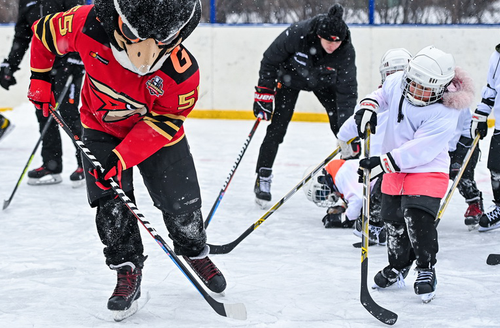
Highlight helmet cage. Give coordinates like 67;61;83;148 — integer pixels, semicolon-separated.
400;46;455;107
305;170;341;208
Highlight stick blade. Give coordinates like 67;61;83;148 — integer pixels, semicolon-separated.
224;302;247;320
361;292;398;325
3;199;10;210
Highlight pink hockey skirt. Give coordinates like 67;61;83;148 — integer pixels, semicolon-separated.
381;172;449;198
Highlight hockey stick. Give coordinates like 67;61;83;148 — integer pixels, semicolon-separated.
204;116;262;228
3;75;73;210
207;138;356;255
434;134;480;228
360;125;398;325
47;108;247;320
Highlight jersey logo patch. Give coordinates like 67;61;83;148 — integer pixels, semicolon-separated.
89;75;148;122
89;51;109;65
146;76;164;97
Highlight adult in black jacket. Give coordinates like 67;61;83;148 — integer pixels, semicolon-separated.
253;4;358;205
0;0;86;187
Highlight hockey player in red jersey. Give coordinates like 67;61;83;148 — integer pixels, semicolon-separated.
27;0;226;317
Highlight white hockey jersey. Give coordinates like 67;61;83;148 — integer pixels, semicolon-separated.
365;71;461;173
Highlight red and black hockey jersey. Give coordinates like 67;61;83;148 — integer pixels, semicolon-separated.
30;5;200;169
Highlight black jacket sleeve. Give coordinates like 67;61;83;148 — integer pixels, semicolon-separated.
334;39;358;127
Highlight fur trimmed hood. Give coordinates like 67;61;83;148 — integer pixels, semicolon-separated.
442;66;475;110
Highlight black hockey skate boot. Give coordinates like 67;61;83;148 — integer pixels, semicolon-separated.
108;262;142;311
0;116;13;141
254;167;273;207
373;264;412;289
464;194;483;228
414;267;437;301
353;218;386;245
27;165;62;185
69;166;85;188
478;205;500;232
183;247;226;293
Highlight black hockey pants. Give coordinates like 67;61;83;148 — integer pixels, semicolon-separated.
487;130;500;204
449;136;481;202
381;194;440;270
255;85;346;172
82;130;207;268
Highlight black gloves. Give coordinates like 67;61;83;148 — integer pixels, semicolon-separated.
253;86;275;121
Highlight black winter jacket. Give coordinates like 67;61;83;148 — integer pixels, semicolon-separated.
5;0;83;71
257;17;358;113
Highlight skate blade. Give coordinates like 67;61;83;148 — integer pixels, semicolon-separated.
255;197;270;210
467;224;479;231
71;179;86;189
478;223;500;232
112;300;138;322
421;292;435;303
27;174;62;186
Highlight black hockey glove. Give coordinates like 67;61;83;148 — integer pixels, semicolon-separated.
0;60;17;90
253;86;275;121
322;204;353;228
338;137;361;160
354;98;379;138
89;152;123;190
358;153;399;183
470;109;489;140
63;56;85;78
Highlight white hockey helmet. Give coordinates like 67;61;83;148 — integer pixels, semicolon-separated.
379;48;412;83
401;45;455;107
303;167;341;208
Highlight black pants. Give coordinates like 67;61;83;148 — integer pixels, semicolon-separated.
82;129;206;267
487;130;500;203
449;136;481;201
35;67;83;173
255;85;347;172
381;194;440;270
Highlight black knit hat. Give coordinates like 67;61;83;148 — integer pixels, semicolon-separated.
316;4;348;42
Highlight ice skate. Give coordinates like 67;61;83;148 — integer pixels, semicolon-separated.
0;116;14;142
69;166;85;188
372;264;412;289
414;267;436;303
183;246;226;293
353;218;386;246
254;167;272;209
464;194;483;230
27;166;62;185
478;205;500;232
108;262;142;321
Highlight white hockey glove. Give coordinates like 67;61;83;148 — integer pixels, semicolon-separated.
338;137;361;160
354;98;379;138
470;109;489;140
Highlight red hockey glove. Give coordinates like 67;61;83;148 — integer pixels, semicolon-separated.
27;78;55;117
470;109;489;140
89;152;123;190
354;98;379;138
253;86;275;121
357;153;399;183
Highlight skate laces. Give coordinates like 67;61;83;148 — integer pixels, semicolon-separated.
186;256;220;282
415;270;434;285
465;202;482;217
486;206;500;223
112;269;140;298
258;174;273;193
388;268;406;288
